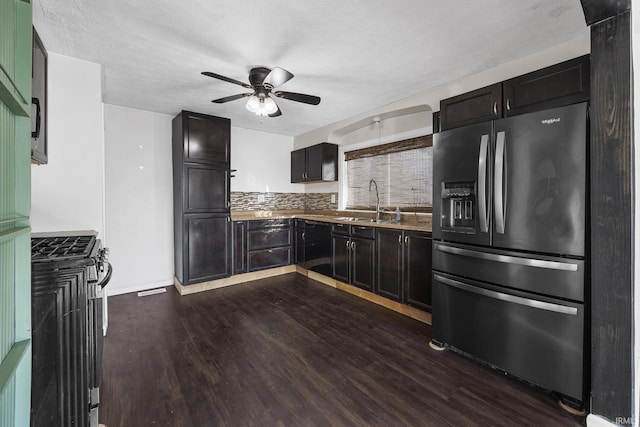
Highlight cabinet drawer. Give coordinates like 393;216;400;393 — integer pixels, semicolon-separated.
247;228;291;251
248;247;291;271
331;223;349;235
247;219;291;230
351;225;374;239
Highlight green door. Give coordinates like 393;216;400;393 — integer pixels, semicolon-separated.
0;1;32;426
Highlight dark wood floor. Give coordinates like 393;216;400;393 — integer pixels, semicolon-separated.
100;273;586;427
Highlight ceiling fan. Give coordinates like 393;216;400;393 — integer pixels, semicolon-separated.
201;67;321;117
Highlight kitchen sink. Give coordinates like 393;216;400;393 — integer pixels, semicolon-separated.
335;217;397;224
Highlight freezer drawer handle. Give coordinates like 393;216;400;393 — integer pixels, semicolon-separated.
433;273;578;315
494;131;507;234
478;134;489;233
434;243;579;272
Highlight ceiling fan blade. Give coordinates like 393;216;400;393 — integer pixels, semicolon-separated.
267;97;282;117
202;71;253;89
273;91;321;105
268;106;282;117
211;93;253;103
263;67;294;89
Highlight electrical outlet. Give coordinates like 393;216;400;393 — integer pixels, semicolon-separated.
257;194;265;203
331;194;336;203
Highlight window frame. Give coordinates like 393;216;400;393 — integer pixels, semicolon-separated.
339;133;433;214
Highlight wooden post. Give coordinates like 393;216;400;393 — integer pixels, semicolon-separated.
579;0;634;423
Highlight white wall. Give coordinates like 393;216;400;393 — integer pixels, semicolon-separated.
103;111;297;295
104;104;174;295
31;53;105;237
230;127;300;193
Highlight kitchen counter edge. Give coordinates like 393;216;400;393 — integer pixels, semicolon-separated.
230;210;432;233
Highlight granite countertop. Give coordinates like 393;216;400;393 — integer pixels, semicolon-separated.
230;210;432;232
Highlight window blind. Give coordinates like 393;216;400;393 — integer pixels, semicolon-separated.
345;135;433;212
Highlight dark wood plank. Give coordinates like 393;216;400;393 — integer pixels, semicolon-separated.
101;274;586;426
588;10;633;422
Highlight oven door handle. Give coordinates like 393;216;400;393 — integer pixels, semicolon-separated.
98;261;113;288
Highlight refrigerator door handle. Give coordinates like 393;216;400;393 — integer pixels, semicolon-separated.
478;134;489;233
433;273;578;315
494;131;506;234
434;243;579;271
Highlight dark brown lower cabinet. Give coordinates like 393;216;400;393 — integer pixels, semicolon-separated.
376;228;432;309
403;231;433;310
331;234;350;283
351;236;375;291
179;214;231;284
232;221;246;275
246;219;292;272
331;225;375;292
376;229;404;301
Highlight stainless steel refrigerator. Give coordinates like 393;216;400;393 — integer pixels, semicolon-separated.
431;102;588;408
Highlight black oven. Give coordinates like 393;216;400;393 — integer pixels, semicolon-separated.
31;231;112;427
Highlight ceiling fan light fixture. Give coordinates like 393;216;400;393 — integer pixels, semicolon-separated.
245;95;261;113
263;97;278;115
245;95;278;116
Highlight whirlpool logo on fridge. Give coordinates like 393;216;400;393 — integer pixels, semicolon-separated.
541;117;561;125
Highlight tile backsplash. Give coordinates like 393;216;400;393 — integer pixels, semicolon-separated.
231;192;338;211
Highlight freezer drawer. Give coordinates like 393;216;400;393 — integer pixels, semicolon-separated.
433;241;584;302
432;272;585;401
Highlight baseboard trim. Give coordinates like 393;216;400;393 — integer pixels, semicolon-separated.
297;267;432;325
174;265;297;295
173;265;432;325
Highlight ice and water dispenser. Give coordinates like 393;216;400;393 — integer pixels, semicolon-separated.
440;182;476;233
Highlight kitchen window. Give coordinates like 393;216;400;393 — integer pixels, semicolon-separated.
344;134;432;212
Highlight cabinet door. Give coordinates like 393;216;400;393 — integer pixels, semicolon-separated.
184;215;231;283
331;234;350;283
440;83;502;131
184;164;229;212
295;227;305;265
351;237;375;292
404;231;432;309
305;144;324;181
290;148;307;182
184;113;230;165
376;229;403;301
503;55;589;117
233;221;246;275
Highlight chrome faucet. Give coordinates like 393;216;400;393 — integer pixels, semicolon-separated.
369;179;380;222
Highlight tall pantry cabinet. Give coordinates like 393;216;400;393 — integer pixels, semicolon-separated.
172;111;232;285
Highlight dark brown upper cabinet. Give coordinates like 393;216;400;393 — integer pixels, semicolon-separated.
503;54;590;117
437;55;590;132
291;142;338;183
177;111;230;166
439;83;502;131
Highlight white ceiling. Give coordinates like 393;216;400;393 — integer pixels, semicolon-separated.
32;0;588;137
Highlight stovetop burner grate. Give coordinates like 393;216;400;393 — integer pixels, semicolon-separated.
31;235;96;262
